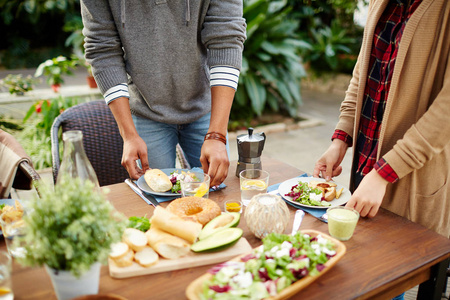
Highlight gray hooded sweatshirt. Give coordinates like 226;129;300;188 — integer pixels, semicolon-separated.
81;0;246;124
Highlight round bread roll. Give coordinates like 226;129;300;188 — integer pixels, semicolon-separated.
144;169;172;192
122;228;148;252
109;242;130;261
134;246;159;267
166;197;221;226
111;249;134;267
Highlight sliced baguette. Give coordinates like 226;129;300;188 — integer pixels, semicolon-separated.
109;242;129;261
134;246;159;267
145;226;190;259
123;228;148;252
151;206;202;243
111;249;134;267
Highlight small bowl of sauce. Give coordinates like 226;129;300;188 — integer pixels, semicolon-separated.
224;200;242;213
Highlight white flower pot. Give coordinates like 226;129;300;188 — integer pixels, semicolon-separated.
45;262;101;300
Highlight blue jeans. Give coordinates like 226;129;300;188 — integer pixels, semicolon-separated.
132;113;229;169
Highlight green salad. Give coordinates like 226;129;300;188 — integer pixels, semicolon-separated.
200;232;337;299
285;181;331;207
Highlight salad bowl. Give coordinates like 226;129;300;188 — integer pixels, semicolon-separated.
186;229;346;300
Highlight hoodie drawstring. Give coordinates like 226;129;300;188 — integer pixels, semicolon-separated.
185;0;190;26
121;0;126;28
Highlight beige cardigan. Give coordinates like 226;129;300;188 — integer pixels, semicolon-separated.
336;0;450;237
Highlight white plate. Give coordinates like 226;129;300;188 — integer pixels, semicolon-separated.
136;168;188;197
0;199;22;236
278;177;351;209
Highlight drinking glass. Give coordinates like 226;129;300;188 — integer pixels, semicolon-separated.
1;215;27;258
239;169;269;206
180;171;210;198
0;250;13;300
327;206;359;241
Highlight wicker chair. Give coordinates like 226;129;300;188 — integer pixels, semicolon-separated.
0;129;41;198
51;100;190;187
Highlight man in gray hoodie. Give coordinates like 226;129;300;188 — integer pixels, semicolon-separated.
81;0;246;186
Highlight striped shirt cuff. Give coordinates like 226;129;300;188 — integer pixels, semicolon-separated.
210;66;240;90
104;83;129;105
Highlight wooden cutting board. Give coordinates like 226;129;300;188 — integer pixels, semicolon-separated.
109;238;252;278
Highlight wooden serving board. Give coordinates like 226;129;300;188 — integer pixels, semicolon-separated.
109;238;252;279
186;230;347;300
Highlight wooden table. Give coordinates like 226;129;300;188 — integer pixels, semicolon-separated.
8;158;450;299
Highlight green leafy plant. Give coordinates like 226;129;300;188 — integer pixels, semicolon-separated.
18;174;126;277
34;56;78;89
0;74;40;95
18;96;80;169
234;0;310;120
302;19;356;72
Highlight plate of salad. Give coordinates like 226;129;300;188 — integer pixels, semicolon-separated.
136;168;190;196
278;177;351;209
186;229;346;300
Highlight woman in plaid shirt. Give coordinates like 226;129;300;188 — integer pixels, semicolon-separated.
314;0;450;239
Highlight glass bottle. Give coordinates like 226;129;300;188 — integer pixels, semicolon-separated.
57;130;100;188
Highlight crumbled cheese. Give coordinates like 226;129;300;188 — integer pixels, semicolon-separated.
280;241;293;250
275;247;290;258
232;271;253;288
310;192;323;202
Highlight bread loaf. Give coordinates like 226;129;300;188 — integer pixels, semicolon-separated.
151;206;202;243
144;169;172;192
145;226;190;259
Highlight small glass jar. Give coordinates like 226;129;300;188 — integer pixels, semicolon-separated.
245;193;290;239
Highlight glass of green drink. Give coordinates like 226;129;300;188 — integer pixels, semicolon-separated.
327;206;359;241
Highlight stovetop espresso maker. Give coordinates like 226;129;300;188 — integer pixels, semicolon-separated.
235;127;266;177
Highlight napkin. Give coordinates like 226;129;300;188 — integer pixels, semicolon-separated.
267;174;328;222
147;167;227;204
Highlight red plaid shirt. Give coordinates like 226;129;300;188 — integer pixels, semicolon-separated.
333;0;422;183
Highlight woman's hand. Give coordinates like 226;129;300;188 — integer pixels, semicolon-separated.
345;169;388;218
313;139;348;181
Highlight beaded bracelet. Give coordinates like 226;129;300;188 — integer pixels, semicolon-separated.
204;131;227;145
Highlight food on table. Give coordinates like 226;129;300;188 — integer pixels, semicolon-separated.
285;180;342;206
0;200;24;230
199;232;338;299
122;228;148;252
191;228;243;253
151;206;202;243
145;226;191;259
166;196;221;227
144;169;173;192
109;242;135;267
309;181;337;202
134;246;159;267
127;215;150;232
199;212;241;240
169;170;200;194
225;201;241;213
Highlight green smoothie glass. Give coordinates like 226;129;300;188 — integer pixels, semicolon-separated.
327;206;359;241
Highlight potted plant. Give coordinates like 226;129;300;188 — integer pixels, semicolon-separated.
17;174;126;300
0;74;40;95
34;56;78;93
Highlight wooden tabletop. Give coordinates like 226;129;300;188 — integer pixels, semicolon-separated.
8;158;450;300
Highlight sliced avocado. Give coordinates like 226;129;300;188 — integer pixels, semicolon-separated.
191;228;243;252
198;212;241;240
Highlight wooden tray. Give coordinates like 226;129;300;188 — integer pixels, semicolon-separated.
185;230;346;300
109;238;252;278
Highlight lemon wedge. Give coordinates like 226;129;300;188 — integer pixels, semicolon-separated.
194;183;209;197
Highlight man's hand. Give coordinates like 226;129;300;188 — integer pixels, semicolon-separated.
122;135;150;180
345;169;388;218
200;139;229;186
313;139;348;181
